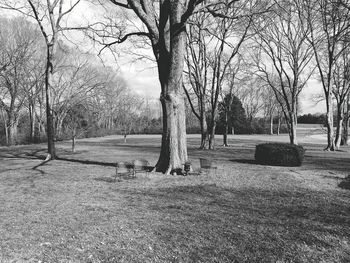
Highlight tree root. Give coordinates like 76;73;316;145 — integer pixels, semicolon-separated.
32;154;52;170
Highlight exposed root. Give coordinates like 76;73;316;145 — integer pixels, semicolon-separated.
44;154;51;162
32;154;52;170
324;146;335;152
165;166;172;176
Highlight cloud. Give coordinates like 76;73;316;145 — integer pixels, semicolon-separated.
121;65;160;98
300;79;326;114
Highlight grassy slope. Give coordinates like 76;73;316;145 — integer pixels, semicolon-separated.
0;134;349;263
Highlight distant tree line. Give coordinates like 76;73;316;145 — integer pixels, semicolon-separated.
297;114;327;124
0;17;163;147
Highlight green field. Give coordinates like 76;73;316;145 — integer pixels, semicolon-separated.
0;134;349;262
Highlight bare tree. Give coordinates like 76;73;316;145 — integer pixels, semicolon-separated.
116;92;144;142
239;76;265;125
87;69;128;130
261;84;280;135
341;91;350;145
64;103;88;152
0;18;39;145
23;53;45;143
90;0;253;173
219;56;244;146
183;10;211;149
183;0;264;150
253;0;315;144
333;46;350;149
303;0;350;150
50;49;105;139
1;0;82;158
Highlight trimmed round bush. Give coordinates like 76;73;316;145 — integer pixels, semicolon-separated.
255;143;305;167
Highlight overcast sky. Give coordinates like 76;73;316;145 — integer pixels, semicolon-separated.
1;0;326;115
74;2;326;115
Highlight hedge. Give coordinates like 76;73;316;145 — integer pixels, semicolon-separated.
255;143;305;167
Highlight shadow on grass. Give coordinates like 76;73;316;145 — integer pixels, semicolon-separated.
57;157;154;174
303;155;350;173
94;177;117;183
122;184;350;262
57;157;117;167
230;159;257;164
339;175;350;190
0;148;46;160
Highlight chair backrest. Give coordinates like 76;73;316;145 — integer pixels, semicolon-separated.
200;158;212;169
116;162;129;173
133;159;149;170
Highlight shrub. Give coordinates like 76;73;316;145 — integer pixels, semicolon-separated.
255;143;305;167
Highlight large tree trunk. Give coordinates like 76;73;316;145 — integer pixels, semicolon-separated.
325;94;335;151
155;91;187;174
153;1;188;174
7;120;18;146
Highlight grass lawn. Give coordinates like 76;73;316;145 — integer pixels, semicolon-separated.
0;134;350;262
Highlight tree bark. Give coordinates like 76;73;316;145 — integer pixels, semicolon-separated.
153;0;188;174
335;104;343;149
222;111;229;147
341;116;349;145
45;44;56;158
270;113;274;135
1;111;8;145
277;112;281;135
29;104;36;142
156;91;187;174
7;119;17;146
208;117;216;150
325;93;335;151
200;114;209;149
289;114;297;145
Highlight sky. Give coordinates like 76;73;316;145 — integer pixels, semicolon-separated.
73;2;327;116
300;80;325;114
0;0;327;116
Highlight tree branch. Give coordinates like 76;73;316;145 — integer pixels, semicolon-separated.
96;31;150;55
109;0;130;9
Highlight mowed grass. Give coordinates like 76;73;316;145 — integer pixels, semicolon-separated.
0;134;350;262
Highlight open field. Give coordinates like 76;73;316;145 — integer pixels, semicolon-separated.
0;132;350;262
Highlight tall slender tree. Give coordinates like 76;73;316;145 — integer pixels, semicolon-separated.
303;0;350;150
253;0;315;145
333;46;350;149
1;0;82;158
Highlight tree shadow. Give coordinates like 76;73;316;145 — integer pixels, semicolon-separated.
57;156;154;172
230;159;257;164
338;175;350;190
57;156;117;167
94;177;118;183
